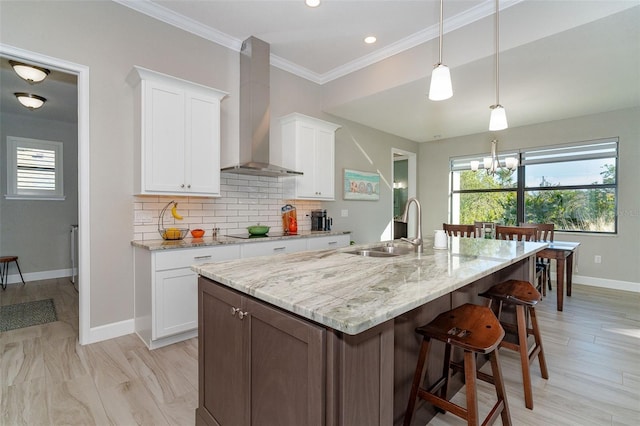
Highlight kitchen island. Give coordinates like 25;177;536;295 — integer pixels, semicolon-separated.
193;237;547;426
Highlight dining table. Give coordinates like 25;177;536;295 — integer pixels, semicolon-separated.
536;241;581;311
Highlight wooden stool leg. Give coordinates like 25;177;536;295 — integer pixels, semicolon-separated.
14;259;26;285
490;349;512;426
529;307;549;379
516;304;534;409
440;342;454;403
463;350;479;426
403;337;431;426
1;261;7;290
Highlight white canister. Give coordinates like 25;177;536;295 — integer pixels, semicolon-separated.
434;230;448;249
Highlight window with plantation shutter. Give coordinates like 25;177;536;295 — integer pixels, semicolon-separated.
6;136;65;200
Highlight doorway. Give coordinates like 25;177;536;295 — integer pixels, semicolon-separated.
0;44;91;344
392;149;416;239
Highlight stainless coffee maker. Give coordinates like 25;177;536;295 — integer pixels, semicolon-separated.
311;209;331;231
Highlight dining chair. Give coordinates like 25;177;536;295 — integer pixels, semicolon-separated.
520;223;555;292
495;225;537;241
443;223;476;238
496;226;545;294
474;221;496;239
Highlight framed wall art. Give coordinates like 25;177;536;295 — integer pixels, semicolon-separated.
343;169;380;201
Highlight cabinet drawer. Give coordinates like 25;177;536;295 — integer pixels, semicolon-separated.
155;245;240;271
241;239;307;258
306;234;350;250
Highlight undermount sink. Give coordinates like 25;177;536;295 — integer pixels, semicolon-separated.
345;243;415;258
346;249;398;258
371;245;414;255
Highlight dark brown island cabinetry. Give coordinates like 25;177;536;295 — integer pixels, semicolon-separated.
197;278;325;426
195;244;538;426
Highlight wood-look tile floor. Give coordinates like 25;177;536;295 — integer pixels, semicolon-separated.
1;278;638;425
0;278;198;426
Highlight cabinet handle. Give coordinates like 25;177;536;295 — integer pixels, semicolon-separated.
187;184;191;188
230;307;240;316
180;184;185;188
328;241;337;245
238;311;249;320
273;247;286;251
194;255;212;260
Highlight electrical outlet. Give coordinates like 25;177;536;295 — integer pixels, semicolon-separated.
341;209;348;217
594;255;602;264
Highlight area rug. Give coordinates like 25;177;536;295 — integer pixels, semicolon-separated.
0;299;57;332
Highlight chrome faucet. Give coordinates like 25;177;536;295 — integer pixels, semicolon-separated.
400;197;423;253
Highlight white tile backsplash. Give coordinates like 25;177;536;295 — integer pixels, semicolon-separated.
133;173;323;240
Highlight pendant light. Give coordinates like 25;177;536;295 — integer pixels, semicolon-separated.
428;0;452;101
9;60;50;84
489;0;508;130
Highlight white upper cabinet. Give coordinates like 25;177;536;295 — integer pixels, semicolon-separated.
128;66;228;196
279;113;341;200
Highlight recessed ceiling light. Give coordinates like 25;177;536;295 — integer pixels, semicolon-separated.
364;36;377;44
305;0;320;7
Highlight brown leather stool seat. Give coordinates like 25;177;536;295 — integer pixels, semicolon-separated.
0;255;26;290
403;303;511;426
480;279;549;409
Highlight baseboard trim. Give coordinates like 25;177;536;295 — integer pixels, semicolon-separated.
4;268;73;285
87;319;135;344
573;275;640;293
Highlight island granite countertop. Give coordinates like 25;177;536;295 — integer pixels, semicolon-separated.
132;230;350;251
193;237;548;335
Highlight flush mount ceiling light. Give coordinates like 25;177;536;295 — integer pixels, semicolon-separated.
428;0;453;101
9;60;50;84
14;93;47;110
489;0;508;131
364;36;377;44
470;139;517;175
305;0;320;7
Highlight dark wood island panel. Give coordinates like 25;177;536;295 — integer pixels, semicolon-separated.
196;253;535;426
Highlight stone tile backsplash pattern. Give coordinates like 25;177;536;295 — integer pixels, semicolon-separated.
133;173;322;240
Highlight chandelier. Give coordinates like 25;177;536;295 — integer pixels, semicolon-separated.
470;139;517;175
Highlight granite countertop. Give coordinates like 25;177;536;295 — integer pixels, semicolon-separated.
193;237;548;335
132;230;351;251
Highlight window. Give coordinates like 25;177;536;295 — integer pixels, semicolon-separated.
6;136;65;200
450;138;618;234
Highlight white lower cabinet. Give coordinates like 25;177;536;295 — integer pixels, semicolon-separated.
134;245;240;349
134;233;350;349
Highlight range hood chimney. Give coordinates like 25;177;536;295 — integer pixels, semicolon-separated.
221;36;303;177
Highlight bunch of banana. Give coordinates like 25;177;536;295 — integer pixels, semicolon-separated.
171;202;183;220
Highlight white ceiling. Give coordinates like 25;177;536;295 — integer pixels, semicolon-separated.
2;0;638;142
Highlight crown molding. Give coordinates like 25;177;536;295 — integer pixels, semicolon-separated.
113;0;243;51
113;0;524;85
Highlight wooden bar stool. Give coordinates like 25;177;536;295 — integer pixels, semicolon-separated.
403;303;511;426
0;256;26;290
480;280;549;409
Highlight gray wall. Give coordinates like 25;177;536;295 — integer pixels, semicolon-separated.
0;1;418;332
418;107;640;287
0;112;78;275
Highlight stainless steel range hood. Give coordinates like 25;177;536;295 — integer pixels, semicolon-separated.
221;36;302;178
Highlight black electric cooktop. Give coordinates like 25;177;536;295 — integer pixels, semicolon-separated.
226;231;296;239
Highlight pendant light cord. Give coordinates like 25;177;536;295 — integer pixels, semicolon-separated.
438;0;444;64
495;0;500;105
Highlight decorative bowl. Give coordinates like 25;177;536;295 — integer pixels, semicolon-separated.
247;225;270;236
159;228;189;240
191;229;205;238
